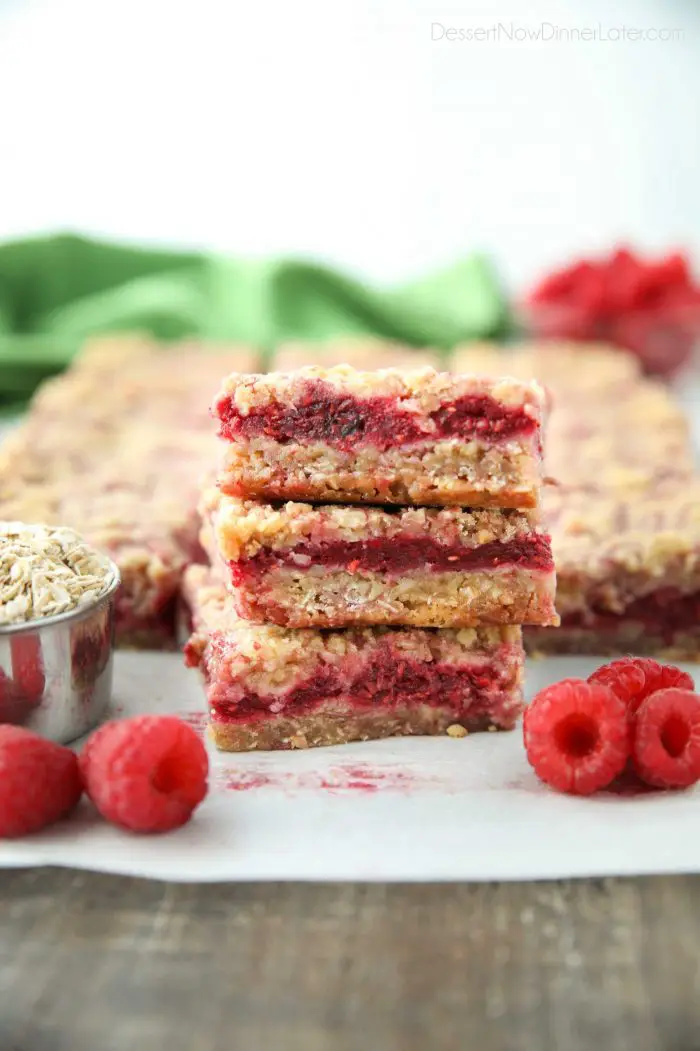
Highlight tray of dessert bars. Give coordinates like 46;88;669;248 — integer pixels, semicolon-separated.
1;336;700;883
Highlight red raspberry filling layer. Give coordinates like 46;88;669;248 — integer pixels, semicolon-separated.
228;534;554;584
561;587;700;643
198;646;516;724
216;380;537;450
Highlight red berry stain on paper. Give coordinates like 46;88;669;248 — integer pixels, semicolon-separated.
224;771;280;792
219;763;441;794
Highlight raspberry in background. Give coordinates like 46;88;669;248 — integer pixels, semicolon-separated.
632;688;700;789
80;715;209;833
524;246;700;377
589;658;694;717
524;678;629;795
0;726;83;838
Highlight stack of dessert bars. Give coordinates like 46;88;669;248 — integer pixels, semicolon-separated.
183;360;558;751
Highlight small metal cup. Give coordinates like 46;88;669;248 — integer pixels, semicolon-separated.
0;566;120;744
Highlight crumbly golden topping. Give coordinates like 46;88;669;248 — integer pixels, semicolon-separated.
217;364;547;418
201;488;542;561
0;522;118;626
451;341;641;391
32;343;258;430
75;334;261;378
545;484;700;575
543;383;691;490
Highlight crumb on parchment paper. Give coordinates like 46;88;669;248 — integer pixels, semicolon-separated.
446;724;469;738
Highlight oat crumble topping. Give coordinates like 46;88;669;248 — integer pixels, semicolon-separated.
218;364;547;416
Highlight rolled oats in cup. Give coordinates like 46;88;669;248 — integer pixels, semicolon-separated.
0;522;120;743
0;522;118;626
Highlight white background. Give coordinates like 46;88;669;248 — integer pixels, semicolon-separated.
0;0;698;290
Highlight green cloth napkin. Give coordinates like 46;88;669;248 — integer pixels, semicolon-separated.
0;233;509;412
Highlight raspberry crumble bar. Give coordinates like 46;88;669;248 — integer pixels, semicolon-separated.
526;484;700;659
200;489;558;628
182;565;526;750
214;365;548;509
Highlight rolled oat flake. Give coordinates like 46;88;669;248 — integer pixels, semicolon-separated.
0;522;117;626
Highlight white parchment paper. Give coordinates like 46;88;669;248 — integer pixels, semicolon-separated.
1;652;699;882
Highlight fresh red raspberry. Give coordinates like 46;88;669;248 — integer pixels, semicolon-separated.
588;658;694;717
524;678;629;795
0;726;83;838
588;658;647;709
631;688;700;789
80;715;209;833
606;248;647;312
655;252;691;291
530;262;581;302
633;660;695;713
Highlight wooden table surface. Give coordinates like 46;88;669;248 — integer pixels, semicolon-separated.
1;870;699;1050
